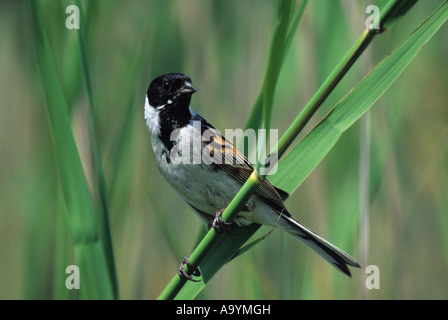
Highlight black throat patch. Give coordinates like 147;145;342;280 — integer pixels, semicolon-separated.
157;95;192;151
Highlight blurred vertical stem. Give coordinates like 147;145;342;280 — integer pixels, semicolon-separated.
359;109;371;298
262;0;294;129
359;38;373;300
256;0;295;172
245;0;308;133
29;0;114;299
74;0;119;299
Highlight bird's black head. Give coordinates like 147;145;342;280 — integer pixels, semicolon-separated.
146;73;197;111
145;73;197;148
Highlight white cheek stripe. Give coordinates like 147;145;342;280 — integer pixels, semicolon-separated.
144;96;161;136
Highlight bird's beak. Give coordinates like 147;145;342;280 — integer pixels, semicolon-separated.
178;82;197;95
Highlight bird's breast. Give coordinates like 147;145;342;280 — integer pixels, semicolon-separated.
150;133;248;215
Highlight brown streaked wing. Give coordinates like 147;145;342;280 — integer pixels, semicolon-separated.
200;120;290;216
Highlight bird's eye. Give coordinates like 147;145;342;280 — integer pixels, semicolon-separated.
162;82;171;92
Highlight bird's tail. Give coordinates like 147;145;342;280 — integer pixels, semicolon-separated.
278;215;361;277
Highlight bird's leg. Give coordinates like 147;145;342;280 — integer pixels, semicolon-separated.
212;209;235;234
177;257;201;282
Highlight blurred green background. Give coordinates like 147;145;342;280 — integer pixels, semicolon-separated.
1;0;447;299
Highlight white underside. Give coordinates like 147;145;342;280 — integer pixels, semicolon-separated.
144;97;280;227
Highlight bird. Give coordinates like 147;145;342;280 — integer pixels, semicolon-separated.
144;73;360;280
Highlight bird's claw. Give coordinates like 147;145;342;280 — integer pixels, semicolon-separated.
212;209;235;234
177;257;201;282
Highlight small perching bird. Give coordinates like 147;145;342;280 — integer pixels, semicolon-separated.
144;73;360;280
